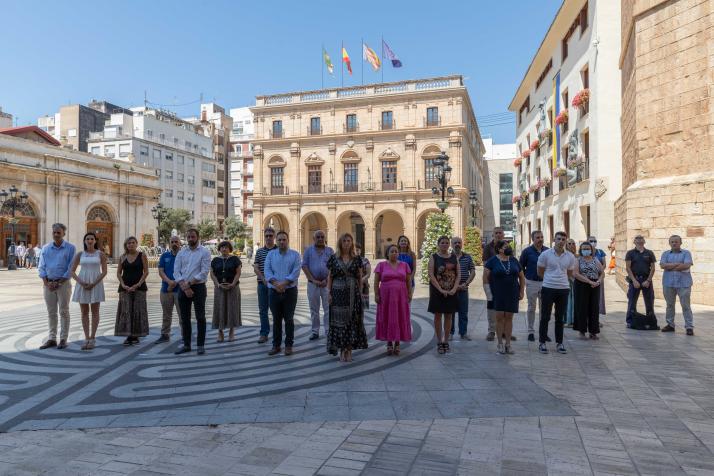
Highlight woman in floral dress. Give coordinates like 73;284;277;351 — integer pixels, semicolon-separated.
327;233;368;362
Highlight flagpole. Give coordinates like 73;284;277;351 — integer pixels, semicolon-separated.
361;38;364;85
341;40;344;88
381;35;384;83
321;44;324;89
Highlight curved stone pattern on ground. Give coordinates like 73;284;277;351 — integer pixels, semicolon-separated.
0;295;437;431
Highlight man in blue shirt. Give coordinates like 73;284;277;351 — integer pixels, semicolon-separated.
660;235;694;335
38;223;76;349
265;231;302;356
449;237;475;340
155;236;182;343
302;230;334;340
519;230;548;342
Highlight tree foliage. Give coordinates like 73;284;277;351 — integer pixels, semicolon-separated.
224;216;248;241
418;212;454;284
158;208;192;243
197;218;218;241
463;226;483;265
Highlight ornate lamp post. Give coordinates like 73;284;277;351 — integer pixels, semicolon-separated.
0;185;29;270
431;151;455;212
151;203;168;248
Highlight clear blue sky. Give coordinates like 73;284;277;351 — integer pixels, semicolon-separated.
1;0;561;144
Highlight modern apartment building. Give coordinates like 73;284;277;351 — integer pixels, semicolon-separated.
0;107;12;128
229;107;255;228
482;138;518;243
38;100;131;152
509;0;622;248
86;107;217;223
250;75;485;259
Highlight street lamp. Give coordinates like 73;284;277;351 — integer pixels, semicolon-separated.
151;203;168;248
0;185;29;270
431;151;455;212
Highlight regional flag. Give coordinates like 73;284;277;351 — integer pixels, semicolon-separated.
342;47;352;75
323;48;334;75
363;43;381;71
382;40;402;68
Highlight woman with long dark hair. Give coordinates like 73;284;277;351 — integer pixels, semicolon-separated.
114;236;149;345
327;233;368;362
70;232;108;350
210;241;242;342
397;235;417;289
573;241;604;339
428;236;460;354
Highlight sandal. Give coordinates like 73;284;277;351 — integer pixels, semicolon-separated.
87;339;96;350
505;345;514;355
228;331;236;342
393;344;400;356
122;337;132;346
444;342;450;353
438;343;446;354
217;330;225;343
81;340;90;351
386;342;394;355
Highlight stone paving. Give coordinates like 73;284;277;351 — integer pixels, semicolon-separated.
1;265;714;474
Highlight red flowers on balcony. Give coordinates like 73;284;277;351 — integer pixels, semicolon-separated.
513;158;523;167
571;89;591;108
555;109;569;125
530;139;540;150
521;149;531;159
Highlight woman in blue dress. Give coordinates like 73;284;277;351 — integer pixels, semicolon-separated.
397;235;417;288
483;240;525;355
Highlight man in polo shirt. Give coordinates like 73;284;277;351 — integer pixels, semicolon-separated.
253;227;277;344
660;235;694;335
155;236;182;344
537;231;576;354
483;227;514;341
449;236;476;340
519;230;549;342
38;223;76;350
625;235;657;327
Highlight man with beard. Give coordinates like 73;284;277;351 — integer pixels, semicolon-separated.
174;229;211;355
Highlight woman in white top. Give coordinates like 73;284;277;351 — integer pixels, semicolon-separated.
71;232;108;350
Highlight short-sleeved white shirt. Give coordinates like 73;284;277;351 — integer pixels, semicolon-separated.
537;248;577;289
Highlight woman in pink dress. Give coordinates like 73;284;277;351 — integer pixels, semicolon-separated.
374;244;413;355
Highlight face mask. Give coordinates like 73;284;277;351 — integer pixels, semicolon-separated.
503;248;513;256
581;250;592;256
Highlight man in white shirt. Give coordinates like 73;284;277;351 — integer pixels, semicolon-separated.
173;229;212;355
537;231;577;354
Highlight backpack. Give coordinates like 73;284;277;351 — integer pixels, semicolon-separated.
631;311;659;330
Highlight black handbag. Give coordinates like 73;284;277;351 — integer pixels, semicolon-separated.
631;311;659;330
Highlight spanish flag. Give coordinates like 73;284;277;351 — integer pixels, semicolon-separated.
342;47;352;75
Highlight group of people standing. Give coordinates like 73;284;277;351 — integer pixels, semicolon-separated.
7;241;41;269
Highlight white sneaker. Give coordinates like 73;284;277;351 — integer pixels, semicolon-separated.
557;343;567;354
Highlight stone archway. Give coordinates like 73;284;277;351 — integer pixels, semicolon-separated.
374;210;404;259
264;213;290;235
300;212;328;252
416;209;441;258
337;211;366;251
86;205;116;257
1;199;39;265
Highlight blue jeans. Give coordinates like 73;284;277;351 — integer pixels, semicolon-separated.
450;290;469;336
257;281;271;336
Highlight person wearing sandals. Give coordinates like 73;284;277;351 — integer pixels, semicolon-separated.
374;245;412;356
326;233;368;362
428;236;460;354
115;237;149;346
572;241;604;339
564;239;578;328
70;232;107;351
210;241;242;343
483;240;525;354
355;243;371;309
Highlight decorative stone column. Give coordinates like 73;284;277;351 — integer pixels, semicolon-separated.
449;131;463;187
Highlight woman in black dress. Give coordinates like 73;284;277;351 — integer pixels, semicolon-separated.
483;240;525;354
572;241;603;339
327;233;368;362
115;236;149;345
428;236;460;354
210;241;242;342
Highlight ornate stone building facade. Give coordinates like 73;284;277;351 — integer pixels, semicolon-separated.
250;76;485;258
0;134;161;264
616;0;714;304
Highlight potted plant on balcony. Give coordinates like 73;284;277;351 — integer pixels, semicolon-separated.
512;195;522;204
554;167;568;177
572;88;590;114
513;157;522;168
567;155;586;169
555;109;569;126
530;139;540;151
520;190;529;199
521;149;531;159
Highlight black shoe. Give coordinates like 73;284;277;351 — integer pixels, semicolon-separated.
197;346;205;355
528;333;535;342
661;325;675;332
40;340;57;350
268;347;282;356
309;333;319;341
174;345;192;355
57;339;68;350
154;335;170;344
545;336;552;342
122;337;133;346
686;329;694;336
486;332;495;342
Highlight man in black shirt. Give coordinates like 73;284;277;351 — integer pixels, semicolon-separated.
625;235;657;327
